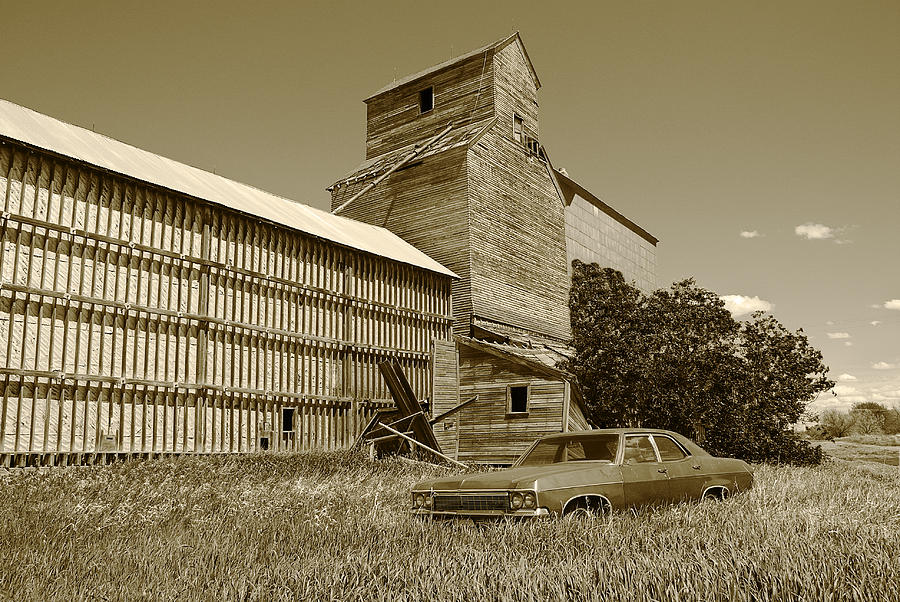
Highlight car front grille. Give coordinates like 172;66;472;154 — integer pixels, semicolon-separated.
432;493;508;513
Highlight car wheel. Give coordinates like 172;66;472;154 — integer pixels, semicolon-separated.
563;497;610;519
702;487;729;502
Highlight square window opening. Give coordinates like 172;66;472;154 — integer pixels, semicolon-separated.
419;87;434;114
509;385;528;414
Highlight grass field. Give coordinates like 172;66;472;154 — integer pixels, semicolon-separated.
816;437;900;467
2;451;899;601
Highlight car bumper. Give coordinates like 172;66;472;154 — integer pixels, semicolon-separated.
411;507;550;519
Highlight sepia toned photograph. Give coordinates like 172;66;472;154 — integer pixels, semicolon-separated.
0;1;898;600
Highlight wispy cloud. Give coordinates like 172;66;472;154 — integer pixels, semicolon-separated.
795;223;852;243
871;321;882;326
829;384;866;404
720;295;773;317
740;230;761;239
795;223;834;240
873;362;895;370
844;342;853;347
884;299;900;311
837;373;857;381
826;332;851;339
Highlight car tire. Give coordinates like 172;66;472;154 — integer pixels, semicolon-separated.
563;497;610;519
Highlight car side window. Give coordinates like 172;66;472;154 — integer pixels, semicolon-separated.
653;435;687;462
623;435;658;464
566;441;586;461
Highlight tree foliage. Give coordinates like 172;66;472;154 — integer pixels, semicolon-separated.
819;409;855;438
850;403;886;435
564;261;834;465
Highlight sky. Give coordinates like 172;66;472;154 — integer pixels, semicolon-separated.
1;0;897;413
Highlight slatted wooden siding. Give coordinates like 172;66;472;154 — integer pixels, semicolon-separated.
457;345;564;465
332;146;473;335
0;141;453;465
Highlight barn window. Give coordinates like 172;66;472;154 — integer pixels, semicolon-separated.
508;384;529;414
419;87;434;114
513;114;524;143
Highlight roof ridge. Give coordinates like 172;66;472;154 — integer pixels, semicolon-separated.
0;97;457;278
364;32;534;101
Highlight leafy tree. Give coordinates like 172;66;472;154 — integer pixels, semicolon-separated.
565;261;833;465
850;402;887;435
819;409;855;438
883;408;900;435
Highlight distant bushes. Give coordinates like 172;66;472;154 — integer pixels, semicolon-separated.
816;402;900;438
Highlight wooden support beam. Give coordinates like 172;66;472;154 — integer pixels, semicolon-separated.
376;422;467;469
429;395;479;425
332;124;454;215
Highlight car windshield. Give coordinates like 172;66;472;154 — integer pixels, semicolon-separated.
516;434;620;466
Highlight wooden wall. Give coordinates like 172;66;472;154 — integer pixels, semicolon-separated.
365;51;495;159
0;141;453;464
331;145;474;335
430;338;459;455
462;39;571;341
455;345;564;465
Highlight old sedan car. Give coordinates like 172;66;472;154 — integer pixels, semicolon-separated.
410;428;753;518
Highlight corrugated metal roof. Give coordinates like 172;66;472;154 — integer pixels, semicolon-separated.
0;98;457;279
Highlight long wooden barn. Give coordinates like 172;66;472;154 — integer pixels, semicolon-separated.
0;99;455;467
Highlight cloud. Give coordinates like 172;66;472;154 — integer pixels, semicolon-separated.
832;385;858;396
740;230;761;239
844;342;853;347
795;223;834;240
873;362;895;370
828;384;867;405
837;373;857;381
884;300;900;311
720;295;773;317
871;321;882;326
826;332;850;339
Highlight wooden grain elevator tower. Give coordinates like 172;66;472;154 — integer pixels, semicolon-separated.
330;33;658;464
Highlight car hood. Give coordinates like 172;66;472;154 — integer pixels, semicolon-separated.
415;462;620;491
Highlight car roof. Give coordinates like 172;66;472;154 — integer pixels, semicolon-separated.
539;428;678;441
536;428;712;457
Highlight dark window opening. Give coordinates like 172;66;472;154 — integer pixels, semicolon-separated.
282;407;295;433
259;436;270;451
419;87;434;113
513;114;523;143
509;385;528;414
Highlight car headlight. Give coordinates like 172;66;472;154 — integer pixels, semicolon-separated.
414;493;424;508
510;492;524;510
523;492;536;509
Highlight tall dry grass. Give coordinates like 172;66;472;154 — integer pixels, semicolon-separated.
1;452;898;601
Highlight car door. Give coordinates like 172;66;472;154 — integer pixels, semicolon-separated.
620;434;669;506
651;434;704;502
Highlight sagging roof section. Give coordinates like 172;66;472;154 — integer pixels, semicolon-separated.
328;118;493;192
365;32;540;101
0;98;457;279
